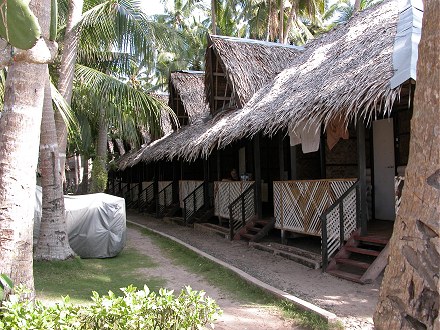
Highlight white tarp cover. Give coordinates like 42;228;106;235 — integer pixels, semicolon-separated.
34;188;126;258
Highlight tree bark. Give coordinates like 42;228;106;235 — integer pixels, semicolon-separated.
353;0;361;14
0;0;53;299
55;0;84;184
91;107;108;193
211;0;216;34
283;1;297;44
374;1;440;329
279;0;284;43
34;77;76;261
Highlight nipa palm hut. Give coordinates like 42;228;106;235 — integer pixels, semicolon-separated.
111;0;423;283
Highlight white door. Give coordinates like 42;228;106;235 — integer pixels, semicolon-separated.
373;119;396;221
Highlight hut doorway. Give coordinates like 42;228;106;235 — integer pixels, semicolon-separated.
372;118;396;221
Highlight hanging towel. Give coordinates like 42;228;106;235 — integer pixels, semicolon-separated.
327;116;349;150
288;120;321;153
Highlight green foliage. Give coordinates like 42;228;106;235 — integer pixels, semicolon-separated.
0;285;221;330
0;274;13;301
0;0;41;49
91;156;107;193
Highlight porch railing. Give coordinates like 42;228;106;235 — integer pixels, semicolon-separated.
183;182;205;225
156;181;173;218
321;180;360;271
120;182;129;198
124;183;140;209
273;179;356;236
228;183;256;240
138;181;154;212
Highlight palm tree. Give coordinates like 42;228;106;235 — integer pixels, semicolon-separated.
0;0;54;298
374;0;439;328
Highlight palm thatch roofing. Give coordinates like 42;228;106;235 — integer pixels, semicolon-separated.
169;70;210;125
209;0;420;149
205;35;303;112
120;0;420;168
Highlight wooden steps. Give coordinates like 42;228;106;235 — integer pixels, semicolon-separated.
326;229;390;284
193;223;230;239
234;217;276;242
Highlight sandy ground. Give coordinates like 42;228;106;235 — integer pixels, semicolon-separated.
127;226;301;330
128;212;381;329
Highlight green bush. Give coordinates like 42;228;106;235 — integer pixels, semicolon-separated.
0;285;221;330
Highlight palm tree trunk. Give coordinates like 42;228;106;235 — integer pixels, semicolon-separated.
34;77;76;261
283;0;297;44
0;0;53;297
353;0;361;13
55;0;84;184
91;107;108;193
279;0;284;42
374;1;439;329
80;156;90;194
211;0;216;34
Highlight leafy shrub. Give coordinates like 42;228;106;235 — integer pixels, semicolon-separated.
0;285;221;330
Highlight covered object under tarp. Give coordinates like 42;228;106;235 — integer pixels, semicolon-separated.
34;188;126;258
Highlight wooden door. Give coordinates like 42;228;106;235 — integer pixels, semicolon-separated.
373;119;396;221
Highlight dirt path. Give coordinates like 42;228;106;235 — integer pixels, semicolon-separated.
128;213;381;330
127;226;300;330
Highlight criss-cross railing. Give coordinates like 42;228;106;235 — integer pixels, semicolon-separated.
156;182;173;218
119;181;129;198
228;183;256;240
321;180;360;271
183;182;205;225
138;182;154;213
123;183;140;209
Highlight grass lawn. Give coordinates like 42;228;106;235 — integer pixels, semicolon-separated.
34;248;165;304
34;224;341;330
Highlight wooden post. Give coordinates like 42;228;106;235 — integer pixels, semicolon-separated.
320;126;326;179
216;149;221;181
203;158;209;207
357;118;368;235
253;134;262;219
290;146;297;180
278;134;285;180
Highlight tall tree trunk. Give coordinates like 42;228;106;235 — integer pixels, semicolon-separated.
279;0;284;42
0;0;53;299
55;0;84;184
353;0;361;14
211;0;216;34
91;108;108;193
374;1;439;329
34;77;76;261
283;0;297;44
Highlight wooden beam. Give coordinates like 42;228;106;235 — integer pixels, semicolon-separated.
360;242;390;283
214;96;232;101
213;72;226;77
357;119;368;235
290;146;297;180
253;134;262;218
278;134;285;180
216;149;221;181
320;126;326;179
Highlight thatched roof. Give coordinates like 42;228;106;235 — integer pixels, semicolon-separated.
116;93;173;170
208;0;421;150
169;70;210;125
205;35;303;111
120;0;421;168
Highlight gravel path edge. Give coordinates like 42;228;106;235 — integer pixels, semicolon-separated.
127;220;339;324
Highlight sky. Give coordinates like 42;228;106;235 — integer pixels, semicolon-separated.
141;1;166;15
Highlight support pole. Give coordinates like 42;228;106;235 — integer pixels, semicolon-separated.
290;145;297;180
253;134;262;219
357;118;368;235
203;158;209;207
278;134;285;180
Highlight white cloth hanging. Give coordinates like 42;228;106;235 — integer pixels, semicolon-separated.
288;120;321;153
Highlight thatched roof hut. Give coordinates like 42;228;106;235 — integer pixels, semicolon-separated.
208;0;422;149
116;93;173;170
118;71;210;170
121;0;422;168
205;35;303;114
169;70;210;125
